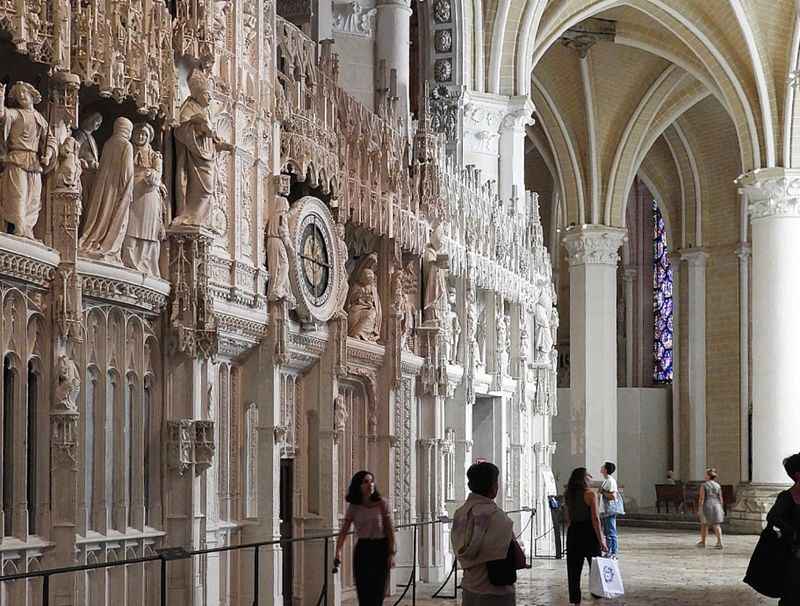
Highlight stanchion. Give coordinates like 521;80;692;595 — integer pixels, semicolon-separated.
529;509;535;568
42;574;49;606
431;559;458;599
160;558;167;606
392;523;418;606
252;545;260;606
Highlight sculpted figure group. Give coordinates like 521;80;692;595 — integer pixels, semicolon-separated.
0;72;232;280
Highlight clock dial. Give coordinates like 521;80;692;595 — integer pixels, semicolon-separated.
299;220;330;301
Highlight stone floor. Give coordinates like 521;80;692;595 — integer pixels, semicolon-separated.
361;528;772;605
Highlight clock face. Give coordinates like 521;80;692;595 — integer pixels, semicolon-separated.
287;196;341;323
300;220;330;303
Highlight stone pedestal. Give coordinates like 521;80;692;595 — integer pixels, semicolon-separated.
498;97;534;215
727;483;784;534
562;225;626;474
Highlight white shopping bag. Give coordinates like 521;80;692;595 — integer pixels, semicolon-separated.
589;557;625;599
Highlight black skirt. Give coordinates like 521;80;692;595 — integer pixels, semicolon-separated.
353;537;390;606
567;520;601;558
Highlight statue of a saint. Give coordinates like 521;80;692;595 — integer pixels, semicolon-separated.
346;253;382;342
73;111;102;205
172;69;234;227
0;81;56;239
392;261;416;349
422;223;448;324
534;285;554;363
54;137;82;192
550;286;559;353
447;287;461;363
79;117;135;263
496;312;509;376
266;195;295;307
122;123;168;277
54;354;81;411
334;223;349;313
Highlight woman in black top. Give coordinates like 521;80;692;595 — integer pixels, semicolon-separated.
766;453;800;605
564;467;607;605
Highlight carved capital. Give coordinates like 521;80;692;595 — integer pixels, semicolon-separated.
680;248;708;268
737;168;800;220
562;225;626;267
499;96;535;133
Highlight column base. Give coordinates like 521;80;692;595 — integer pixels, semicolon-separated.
726;482;788;534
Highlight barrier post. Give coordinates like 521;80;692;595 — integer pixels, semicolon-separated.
42;574;49;606
253;545;260;606
160;557;167;606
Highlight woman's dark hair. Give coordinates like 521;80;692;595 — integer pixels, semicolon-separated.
603;461;616;475
784;453;800;481
564;467;589;514
345;470;382;505
467;462;499;497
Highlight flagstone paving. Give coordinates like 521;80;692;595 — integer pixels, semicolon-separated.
345;527;772;606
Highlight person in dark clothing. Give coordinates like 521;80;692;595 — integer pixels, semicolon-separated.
564;467;607;605
335;471;396;606
766;453;800;605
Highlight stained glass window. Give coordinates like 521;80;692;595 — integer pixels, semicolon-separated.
653;199;673;384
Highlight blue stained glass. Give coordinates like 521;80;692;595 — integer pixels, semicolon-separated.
653;199;673;384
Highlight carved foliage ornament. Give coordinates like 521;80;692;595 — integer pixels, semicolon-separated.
433;0;451;23
562;227;626;267
737;171;800;220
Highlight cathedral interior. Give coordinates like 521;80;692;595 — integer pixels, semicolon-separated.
0;0;796;604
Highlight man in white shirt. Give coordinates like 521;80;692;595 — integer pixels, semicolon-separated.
599;462;620;557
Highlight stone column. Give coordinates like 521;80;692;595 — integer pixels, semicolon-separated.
730;169;800;530
669;251;681;478
681;248;708;481
498;97;534;215
375;0;411;119
562;225;626;474
622;268;637;387
461;92;506;181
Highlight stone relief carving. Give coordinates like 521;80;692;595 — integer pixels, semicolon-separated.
423;223;448;324
334;223;350;313
433;0;451;22
332;0;376;36
73;112;103;202
173;70;234;228
434;30;453;53
429;85;461;142
391;260;416;350
266;196;296;307
79;117;135;263
346;252;382;342
434;59;452;82
123;123;168;277
0;82;56;240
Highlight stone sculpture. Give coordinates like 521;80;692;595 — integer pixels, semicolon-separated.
267;196;295;308
266;195;296;307
79;117;135;263
423;222;448;323
347;253;382;342
534;284;554;363
334;222;350;313
173;69;234;228
54;137;82;192
73;111;102;203
0;81;56;239
467;293;479;367
392;261;416;349
496;310;508;376
446;286;461;363
122;123;168;277
54;353;81;411
550;287;559;358
476;304;486;368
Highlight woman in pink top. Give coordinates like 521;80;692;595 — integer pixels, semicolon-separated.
335;470;396;605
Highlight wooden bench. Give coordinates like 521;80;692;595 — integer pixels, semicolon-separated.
655;482;738;515
655;484;683;513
